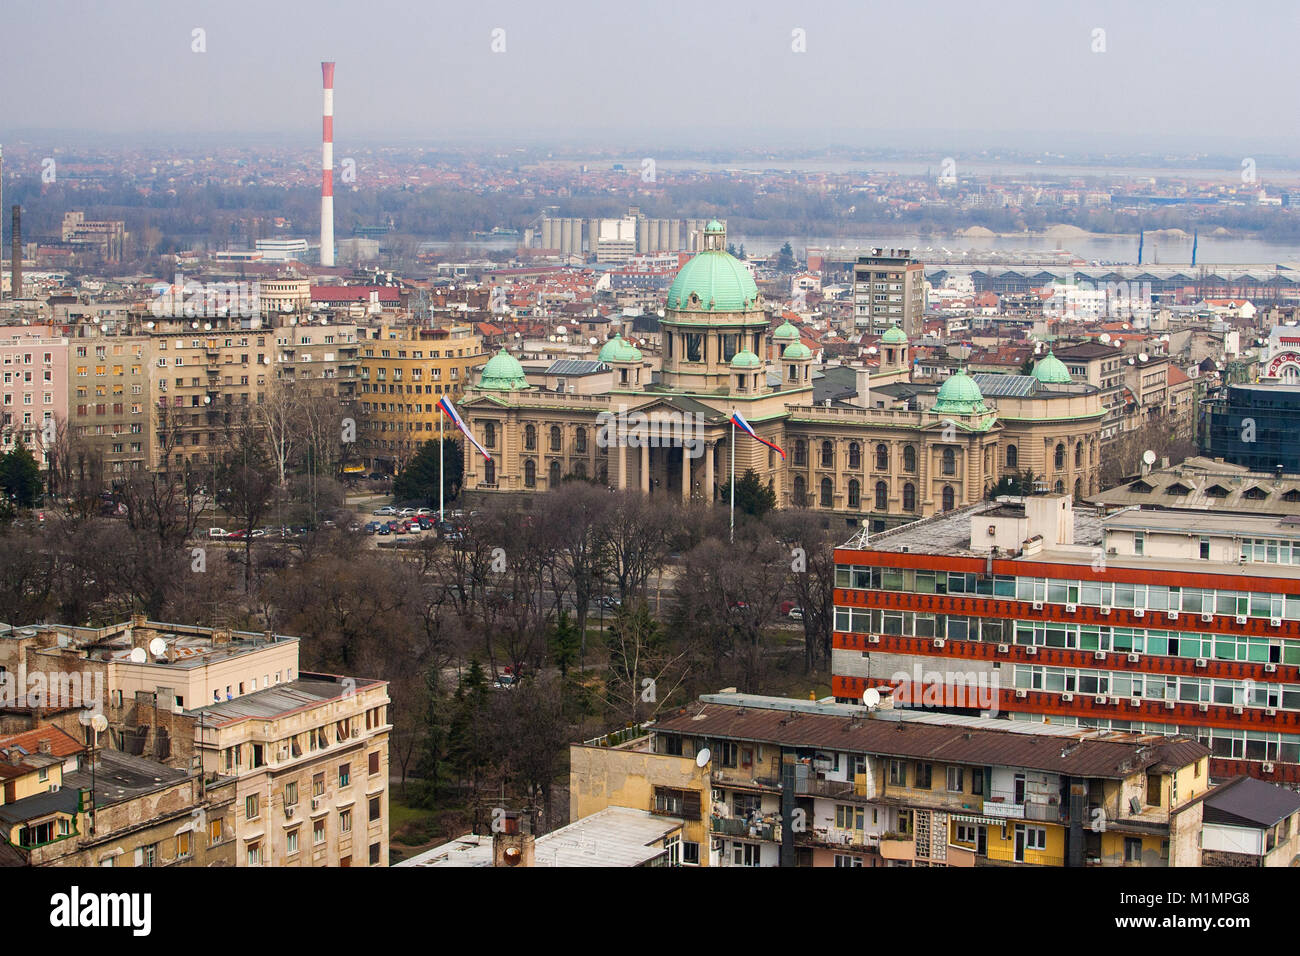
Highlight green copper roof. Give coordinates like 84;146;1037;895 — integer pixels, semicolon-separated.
704;220;725;234
773;320;801;342
783;342;812;360
598;333;642;364
666;250;760;312
477;348;530;391
730;349;762;369
932;370;988;415
1032;350;1072;385
881;324;908;345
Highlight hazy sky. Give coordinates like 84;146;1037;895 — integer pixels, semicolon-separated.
3;0;1298;153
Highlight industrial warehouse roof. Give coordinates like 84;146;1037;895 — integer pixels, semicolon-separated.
653;702;1206;779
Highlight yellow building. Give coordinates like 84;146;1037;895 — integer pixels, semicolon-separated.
357;324;487;473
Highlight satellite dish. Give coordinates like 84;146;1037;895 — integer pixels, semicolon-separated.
589;336;598;345
1099;333;1111;344
695;748;711;768
862;687;882;708
1128;357;1135;365
90;713;108;733
149;637;167;657
146;321;155;329
556;325;567;334
867;346;877;355
129;647;147;664
1138;352;1148;362
203;322;212;330
191;321;199;329
1142;449;1157;466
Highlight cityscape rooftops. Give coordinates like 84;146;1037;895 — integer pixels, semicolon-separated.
186;674;384;724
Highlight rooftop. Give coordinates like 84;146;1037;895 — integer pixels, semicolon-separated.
187;674;383;724
1202;775;1300;829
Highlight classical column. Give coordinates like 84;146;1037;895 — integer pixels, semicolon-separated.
681;446;691;501
704;440;714;503
640;444;650;493
616;440;627;490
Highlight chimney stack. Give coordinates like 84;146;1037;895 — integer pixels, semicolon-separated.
320;61;336;268
11;205;21;299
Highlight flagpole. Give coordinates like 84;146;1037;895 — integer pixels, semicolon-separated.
439;410;444;523
729;419;735;544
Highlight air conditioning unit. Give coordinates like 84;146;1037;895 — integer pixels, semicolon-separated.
1025;646;1038;656
1133;609;1145;618
279;747;289;760
1094;651;1106;661
1271;618;1282;628
1101;606;1112;616
1015;689;1028;699
351;729;360;738
1266;708;1278;717
1202;613;1214;623
1066;603;1077;613
1196;658;1208;668
1236;615;1248;625
1127;653;1140;663
284;805;295;819
1096;696;1109;705
868;634;881;644
1233;706;1244;715
1263;762;1275;773
933;638;946;648
1265;663;1278;673
1167;611;1179;621
1061;693;1074;702
1129;698;1141;707
997;643;1010;654
1032;601;1044;610
1164;701;1176;710
1198;703;1209;713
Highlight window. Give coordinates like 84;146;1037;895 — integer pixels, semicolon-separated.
286;829;300;855
903;482;916;511
369;843;381;865
821;441;834;468
820;477;833;507
523;458;536;488
1006;444;1018;468
834;854;863;867
848;479;860;509
524;424;536;450
313;819;326;845
340;808;353;833
874;481;887;511
903;445;917;472
209;818;224;845
339;763;350;787
682;841;700;865
575;427;587;453
246;842;262;866
484;459;496;485
947;766;963;792
915;762;933;789
889;760;907;787
550;426;562;452
1124;837;1143;863
1075;441;1083;467
942;485;955;512
1054;443;1065;470
848;442;861;469
793;440;806;466
284;781;298;806
369;795;382;822
313;773;325;798
369;751;381;775
483;422;496;448
245;794;260;820
942;447;955;475
836;804;865;830
548;460;561;487
793;475;806;507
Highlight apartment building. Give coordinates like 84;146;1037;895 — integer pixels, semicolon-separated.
192;674;390;867
1053;342;1128;442
851;249;926;337
642;692;1208;867
272;318;361;401
0;327;68;468
1199;775;1300;866
833;494;1300;784
357;323;487;473
67;329;152;479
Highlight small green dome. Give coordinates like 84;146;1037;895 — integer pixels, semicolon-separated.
598;333;642;364
881;324;908;345
665;249;760;312
773;320;801;342
783;342;812;360
477;348;529;390
704;219;725;234
730;349;762;369
932;370;988;415
1032;350;1072;385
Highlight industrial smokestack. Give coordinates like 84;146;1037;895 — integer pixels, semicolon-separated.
320;61;335;268
11;205;20;300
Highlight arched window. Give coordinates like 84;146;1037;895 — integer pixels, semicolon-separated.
821;441;834;468
903;444;917;473
550;426;563;452
793;475;806;506
1054;479;1065;494
793;440;807;466
903;482;916;511
1006;443;1018;469
484;459;496;486
575;427;587;454
1075;441;1083;467
524;424;536;450
573;461;587;479
875;444;889;471
524;459;536;488
1073;478;1081;501
874;481;888;511
848;442;861;469
1054;443;1065;470
483;422;496;448
942;485;955;512
848;479;860;508
942;447;956;475
820;477;833;507
548;460;561;486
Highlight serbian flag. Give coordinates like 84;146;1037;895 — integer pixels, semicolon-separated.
731;410;785;460
438;396;491;461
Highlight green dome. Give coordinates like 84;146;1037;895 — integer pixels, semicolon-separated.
932;370;988;415
477;348;529;391
704;219;725;234
773;320;801;342
783;342;812;360
881;324;908;345
598;333;642;364
1032;350;1072;385
666;250;760;312
730;349;762;369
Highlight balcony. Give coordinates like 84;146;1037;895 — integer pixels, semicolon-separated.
711;816;779;842
800;827;879;850
711;767;781;791
795;776;872;803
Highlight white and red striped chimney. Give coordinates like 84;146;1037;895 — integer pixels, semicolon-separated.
320;61;335;267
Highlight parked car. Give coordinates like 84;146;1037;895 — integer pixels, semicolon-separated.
779;600;798;615
377;525;391;536
417;517;433;530
398;508;418;517
364;521;382;534
788;607;804;621
597;595;621;610
321;519;336;530
208;528;228;539
249;529;267;538
373;506;397;516
348;522;362;532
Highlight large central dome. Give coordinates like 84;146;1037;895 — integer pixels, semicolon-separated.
665;222;759;312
